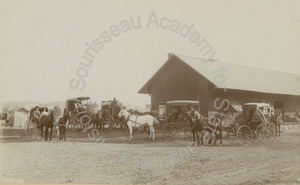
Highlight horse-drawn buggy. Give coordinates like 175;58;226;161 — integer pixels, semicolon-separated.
160;100;200;138
98;99;124;129
225;103;277;145
25;106;56;140
66;97;90;131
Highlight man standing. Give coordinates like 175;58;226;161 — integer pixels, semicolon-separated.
110;97;118;117
58;111;70;142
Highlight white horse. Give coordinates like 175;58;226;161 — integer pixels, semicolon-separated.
117;108;159;140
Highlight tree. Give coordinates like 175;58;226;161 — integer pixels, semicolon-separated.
53;105;62;118
86;101;99;114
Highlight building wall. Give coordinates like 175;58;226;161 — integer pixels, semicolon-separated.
209;89;300;115
8;109;29;128
14;110;29;128
150;58;210;115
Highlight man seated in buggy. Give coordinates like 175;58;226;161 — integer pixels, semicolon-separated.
30;106;41;125
110;97;118;117
74;101;86;116
40;107;49;117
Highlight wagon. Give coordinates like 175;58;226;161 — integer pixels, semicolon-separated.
24;106;49;139
160;100;200;138
66;97;90;131
100;100;123;129
235;103;277;145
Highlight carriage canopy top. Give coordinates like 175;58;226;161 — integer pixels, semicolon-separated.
165;100;199;106
242;103;273;115
101;100;122;107
66;97;90;112
66;97;90;102
243;103;271;108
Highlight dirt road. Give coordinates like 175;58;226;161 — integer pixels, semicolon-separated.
0;130;299;184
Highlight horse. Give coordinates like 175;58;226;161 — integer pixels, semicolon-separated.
117;108;159;140
93;109;111;132
92;110;103;130
58;111;70;142
187;113;222;145
187;113;203;145
270;114;281;136
39;110;55;141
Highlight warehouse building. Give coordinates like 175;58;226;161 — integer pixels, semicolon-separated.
138;53;300;121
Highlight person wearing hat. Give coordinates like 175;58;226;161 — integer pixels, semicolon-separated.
191;107;201;124
41;107;49;117
110;97;118;117
33;106;41;125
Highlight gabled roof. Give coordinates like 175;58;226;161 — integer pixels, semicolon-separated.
138;53;300;96
8;107;29;113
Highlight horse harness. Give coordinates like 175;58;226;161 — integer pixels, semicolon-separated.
126;114;151;128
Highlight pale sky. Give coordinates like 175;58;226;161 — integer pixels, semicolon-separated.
0;0;300;107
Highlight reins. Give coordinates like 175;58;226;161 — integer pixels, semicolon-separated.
123;112;152;128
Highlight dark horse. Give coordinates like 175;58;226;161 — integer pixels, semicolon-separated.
92;110;102;130
40;110;55;141
95;107;125;132
187;113;222;145
58;111;70;141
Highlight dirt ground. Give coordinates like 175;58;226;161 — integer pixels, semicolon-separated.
0;128;300;185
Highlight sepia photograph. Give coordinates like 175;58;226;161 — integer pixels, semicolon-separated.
0;0;300;184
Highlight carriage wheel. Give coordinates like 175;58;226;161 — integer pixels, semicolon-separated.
24;120;38;140
237;125;253;145
222;127;235;144
109;116;114;129
33;125;39;140
182;126;193;139
256;123;276;144
267;122;277;143
143;126;150;136
162;123;178;138
199;130;212;145
52;120;59;139
54;125;60;139
24;120;32;137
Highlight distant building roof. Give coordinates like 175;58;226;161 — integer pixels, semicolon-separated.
8;107;29;113
138;53;300;96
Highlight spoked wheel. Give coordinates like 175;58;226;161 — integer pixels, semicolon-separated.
199;130;212;145
109;116;114;129
55;126;60;139
182;126;193;139
222;127;235;144
52;120;59;139
256;123;276;144
237;125;253;145
142;126;150;138
24;120;32;137
162;123;178;138
25;120;38;140
268;122;277;143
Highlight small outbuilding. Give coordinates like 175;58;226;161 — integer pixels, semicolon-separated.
7;107;29;128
